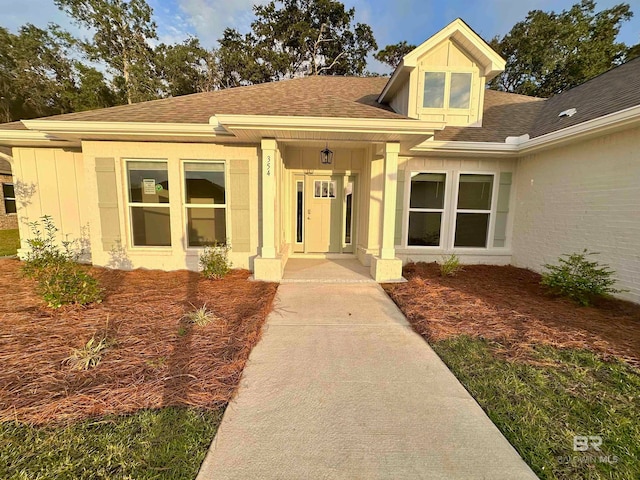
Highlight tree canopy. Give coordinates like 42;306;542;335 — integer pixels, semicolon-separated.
489;0;634;97
217;0;378;86
374;41;416;69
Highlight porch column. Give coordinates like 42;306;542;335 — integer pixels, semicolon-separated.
260;138;277;259
380;142;399;259
253;138;283;281
370;142;403;282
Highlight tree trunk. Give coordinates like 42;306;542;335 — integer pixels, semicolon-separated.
123;53;132;105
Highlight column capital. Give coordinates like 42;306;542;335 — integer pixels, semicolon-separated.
261;138;277;151
385;142;401;154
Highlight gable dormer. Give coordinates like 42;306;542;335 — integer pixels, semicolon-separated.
378;19;505;127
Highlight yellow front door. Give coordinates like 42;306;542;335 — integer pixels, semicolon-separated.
305;175;342;253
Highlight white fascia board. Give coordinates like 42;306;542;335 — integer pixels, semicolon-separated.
411;104;640;156
21;120;232;138
214;114;444;136
0;129;76;147
412;140;519;156
518;104;640;154
377;61;411;103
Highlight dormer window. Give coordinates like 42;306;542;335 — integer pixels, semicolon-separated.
422;71;473;110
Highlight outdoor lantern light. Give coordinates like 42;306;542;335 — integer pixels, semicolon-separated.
320;143;334;165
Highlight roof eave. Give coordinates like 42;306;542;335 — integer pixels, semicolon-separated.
213;114;444;143
412;103;640;156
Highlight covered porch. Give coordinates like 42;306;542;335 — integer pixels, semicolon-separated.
252;139;404;282
212;114;441;283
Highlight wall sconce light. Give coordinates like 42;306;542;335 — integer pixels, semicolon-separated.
320;143;334;165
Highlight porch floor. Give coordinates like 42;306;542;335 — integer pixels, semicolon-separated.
282;258;375;283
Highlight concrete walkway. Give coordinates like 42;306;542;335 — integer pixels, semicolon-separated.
197;280;538;479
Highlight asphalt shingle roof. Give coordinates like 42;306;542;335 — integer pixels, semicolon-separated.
435;57;640;142
434;90;545;142
0;76;402;131
2;58;639;141
529;56;640;138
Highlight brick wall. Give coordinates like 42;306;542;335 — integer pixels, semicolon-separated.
0;173;18;230
512;126;640;303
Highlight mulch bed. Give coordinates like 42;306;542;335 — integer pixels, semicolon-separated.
383;263;640;367
0;259;278;425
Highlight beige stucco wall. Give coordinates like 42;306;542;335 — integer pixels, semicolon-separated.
11;147;90;255
80;141;260;271
512;127;640;303
394;155;517;265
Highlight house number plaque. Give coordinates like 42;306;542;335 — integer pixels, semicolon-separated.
267;155;272;176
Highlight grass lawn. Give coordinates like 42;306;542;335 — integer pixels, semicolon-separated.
0;229;19;256
433;336;639;480
384;263;640;480
1;407;222;479
0;258;278;478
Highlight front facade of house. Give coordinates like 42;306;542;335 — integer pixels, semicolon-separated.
1;19;639;302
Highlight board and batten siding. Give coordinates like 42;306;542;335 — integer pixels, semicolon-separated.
11;147;89;258
512;126;640;303
81;141;260;271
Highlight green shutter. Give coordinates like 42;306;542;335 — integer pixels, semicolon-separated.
95;157;121;251
493;172;512;248
229;159;251;252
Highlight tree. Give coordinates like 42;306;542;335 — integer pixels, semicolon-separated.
628;42;640;60
217;28;275;88
0;23;116;122
155;38;218;96
374;41;416;69
489;0;633;97
217;0;377;86
54;0;160;104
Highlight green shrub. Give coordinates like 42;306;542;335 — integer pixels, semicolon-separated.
439;254;463;277
541;249;623;306
199;242;231;279
22;215;102;308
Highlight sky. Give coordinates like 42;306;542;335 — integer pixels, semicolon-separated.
2;0;640;74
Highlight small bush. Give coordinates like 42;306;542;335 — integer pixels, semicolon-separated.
64;336;108;371
439;254;463;277
22;215;102;308
541;249;623;306
199;242;231;279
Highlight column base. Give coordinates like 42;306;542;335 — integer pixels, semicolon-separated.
370;256;404;282
253;256;284;282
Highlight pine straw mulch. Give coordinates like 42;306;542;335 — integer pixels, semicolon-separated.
382;263;640;367
0;259;278;425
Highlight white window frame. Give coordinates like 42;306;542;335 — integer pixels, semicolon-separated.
419;69;475;112
2;183;16;215
451;171;498;250
404;170;449;249
125;159;171;249
313;180;337;199
181;159;229;250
